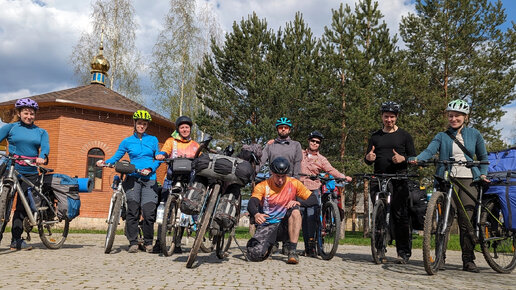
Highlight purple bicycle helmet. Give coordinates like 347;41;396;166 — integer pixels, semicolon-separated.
15;98;39;111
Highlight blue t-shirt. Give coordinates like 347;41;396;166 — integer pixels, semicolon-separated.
105;132;161;180
0;121;50;175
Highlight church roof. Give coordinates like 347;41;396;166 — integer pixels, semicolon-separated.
0;84;174;129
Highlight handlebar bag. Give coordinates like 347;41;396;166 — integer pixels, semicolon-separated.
171;158;192;175
115;161;136;174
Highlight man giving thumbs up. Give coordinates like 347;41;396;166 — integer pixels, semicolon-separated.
364;101;415;264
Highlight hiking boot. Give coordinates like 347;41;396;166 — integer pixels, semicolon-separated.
396;254;410;264
128;244;139;253
145;244;154;253
173;246;183;254
463;261;480;273
303;246;317;258
151;242;161;254
10;239;32;251
287;251;299;264
281;242;290;256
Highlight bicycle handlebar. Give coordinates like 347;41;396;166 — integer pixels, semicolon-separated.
299;173;348;184
97;163;144;174
413;159;489;168
353;173;419;180
0;153;54;173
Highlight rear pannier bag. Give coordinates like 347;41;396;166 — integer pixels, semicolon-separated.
180;179;208;215
193;153;253;186
407;180;428;231
485;147;516;230
43;173;81;220
214;185;241;230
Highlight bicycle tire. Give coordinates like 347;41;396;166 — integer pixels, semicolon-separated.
480;198;516;273
422;191;450;275
371;198;388;264
0;186;13;235
104;192;122;253
160;195;178;257
319;201;340;260
186;184;220;268
215;228;233;259
38;200;70;249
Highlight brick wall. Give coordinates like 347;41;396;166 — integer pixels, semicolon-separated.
34;106;172;218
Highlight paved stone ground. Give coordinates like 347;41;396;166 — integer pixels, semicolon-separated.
0;233;514;289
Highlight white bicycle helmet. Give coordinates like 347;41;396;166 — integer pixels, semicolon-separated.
446;99;470;114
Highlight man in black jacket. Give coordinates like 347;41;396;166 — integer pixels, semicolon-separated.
365;101;416;264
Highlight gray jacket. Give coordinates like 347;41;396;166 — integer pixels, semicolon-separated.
260;136;303;178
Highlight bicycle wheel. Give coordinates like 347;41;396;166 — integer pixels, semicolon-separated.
215;228;234;259
160;195;178;257
319;201;341;260
104;192;122;253
38;199;70;249
422;191;450;275
480;198;516;273
371;198;388;264
186;184;219;268
0;186;13;235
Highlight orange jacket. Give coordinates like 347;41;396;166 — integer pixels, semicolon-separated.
159;131;199;158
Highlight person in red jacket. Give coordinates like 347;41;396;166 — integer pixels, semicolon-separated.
299;131;352;257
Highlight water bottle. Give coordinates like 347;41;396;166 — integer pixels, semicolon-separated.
156;202;165;224
426;187;433;201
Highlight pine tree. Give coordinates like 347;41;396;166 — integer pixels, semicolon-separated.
399;0;516;146
195;13;278;143
321;0;398;172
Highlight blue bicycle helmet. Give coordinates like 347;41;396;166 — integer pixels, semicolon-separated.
275;117;292;128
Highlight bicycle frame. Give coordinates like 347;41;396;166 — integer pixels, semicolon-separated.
1;157;56;228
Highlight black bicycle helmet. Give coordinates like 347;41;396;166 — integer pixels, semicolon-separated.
380;101;400;115
175;116;193;128
270;157;290;175
308;131;324;140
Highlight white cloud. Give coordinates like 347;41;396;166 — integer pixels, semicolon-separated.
495;102;516;145
0;89;32;102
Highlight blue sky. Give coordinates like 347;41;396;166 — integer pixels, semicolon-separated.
0;0;514;144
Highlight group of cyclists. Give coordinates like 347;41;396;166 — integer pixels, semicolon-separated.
0;96;490;273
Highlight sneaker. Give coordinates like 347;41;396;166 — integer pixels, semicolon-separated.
128;244;139;253
10;239;32;251
303;247;317;258
287;251;299;264
463;261;480;273
145;244;154;253
173;246;182;254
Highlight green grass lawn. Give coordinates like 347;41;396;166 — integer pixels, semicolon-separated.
7;226;463;251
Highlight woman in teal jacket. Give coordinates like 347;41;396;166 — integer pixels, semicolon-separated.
410;99;489;273
97;110;161;253
0;98;49;250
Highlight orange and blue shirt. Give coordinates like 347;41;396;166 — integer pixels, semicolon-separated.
158;131;199;158
251;177;311;225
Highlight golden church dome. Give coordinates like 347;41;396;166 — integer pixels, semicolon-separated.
90;45;110;74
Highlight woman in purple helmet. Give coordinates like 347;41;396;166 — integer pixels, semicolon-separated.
0;98;49;250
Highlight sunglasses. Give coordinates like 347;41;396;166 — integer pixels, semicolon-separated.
309;139;321;144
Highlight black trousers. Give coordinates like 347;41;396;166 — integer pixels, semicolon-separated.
12;174;40;241
371;179;411;257
123;176;158;246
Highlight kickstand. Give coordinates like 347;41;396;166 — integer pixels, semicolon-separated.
232;236;248;261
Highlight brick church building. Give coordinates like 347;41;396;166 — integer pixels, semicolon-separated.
0;43;174;225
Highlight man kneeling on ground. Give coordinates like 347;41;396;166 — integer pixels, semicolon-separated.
246;157;311;264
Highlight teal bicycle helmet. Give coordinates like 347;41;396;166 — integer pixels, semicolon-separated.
275;117;292;128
